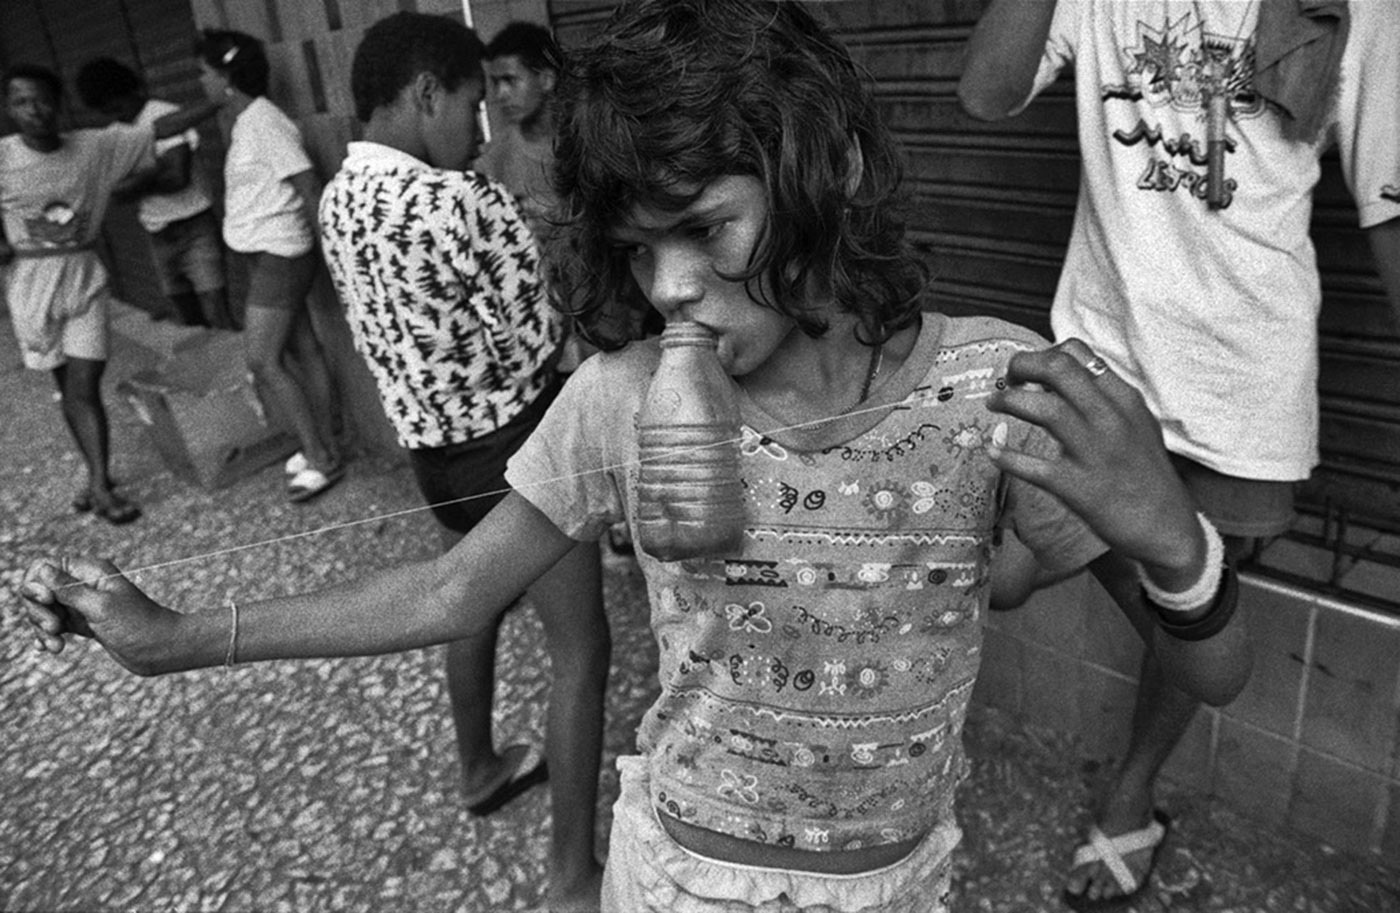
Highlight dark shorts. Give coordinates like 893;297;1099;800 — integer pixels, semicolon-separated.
244;250;317;312
149;210;226;295
1170;453;1296;540
407;377;564;535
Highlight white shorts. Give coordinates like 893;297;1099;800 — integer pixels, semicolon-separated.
11;293;109;370
601;755;958;913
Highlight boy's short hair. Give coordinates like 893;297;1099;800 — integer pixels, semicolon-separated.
553;0;927;349
194;30;269;98
484;22;561;75
2;64;63;104
75;57;143;111
350;12;484;123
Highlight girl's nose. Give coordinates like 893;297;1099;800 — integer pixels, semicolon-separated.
644;247;703;316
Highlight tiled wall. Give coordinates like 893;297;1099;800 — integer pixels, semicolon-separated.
974;565;1400;859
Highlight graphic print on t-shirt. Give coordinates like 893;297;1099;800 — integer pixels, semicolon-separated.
1104;11;1265;210
23;200;89;249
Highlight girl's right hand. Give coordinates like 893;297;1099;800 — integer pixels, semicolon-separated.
20;557;181;676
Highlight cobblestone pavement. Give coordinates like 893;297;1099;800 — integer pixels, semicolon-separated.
2;309;1398;912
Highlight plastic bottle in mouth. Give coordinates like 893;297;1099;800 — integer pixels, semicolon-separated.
634;321;747;561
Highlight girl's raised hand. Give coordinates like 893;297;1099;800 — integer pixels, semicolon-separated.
985;339;1204;581
20;557;182;676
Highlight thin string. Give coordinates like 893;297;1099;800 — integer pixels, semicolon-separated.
65;392;923;589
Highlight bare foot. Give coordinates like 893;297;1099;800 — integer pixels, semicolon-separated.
1064;792;1162;905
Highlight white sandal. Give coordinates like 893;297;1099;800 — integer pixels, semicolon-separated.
287;465;345;502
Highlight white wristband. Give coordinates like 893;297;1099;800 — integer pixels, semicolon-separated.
1137;512;1225;613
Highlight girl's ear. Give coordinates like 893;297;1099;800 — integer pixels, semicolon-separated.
843;133;865;199
540;68;558;96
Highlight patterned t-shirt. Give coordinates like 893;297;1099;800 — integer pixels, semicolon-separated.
506;313;1106;854
319;142;563;449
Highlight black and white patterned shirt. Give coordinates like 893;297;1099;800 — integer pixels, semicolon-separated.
319;142;562;449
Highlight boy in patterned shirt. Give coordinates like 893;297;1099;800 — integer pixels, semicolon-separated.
314;14;608;912
22;3;1252;912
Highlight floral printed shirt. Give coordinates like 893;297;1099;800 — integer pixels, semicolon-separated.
506;313;1106;852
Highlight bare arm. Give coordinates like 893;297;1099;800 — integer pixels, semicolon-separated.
113;143;193;200
986;340;1252;706
21;492;578;675
1366;217;1400;331
957;0;1058;121
287;168;323;240
151;98;222;139
0;208;11;266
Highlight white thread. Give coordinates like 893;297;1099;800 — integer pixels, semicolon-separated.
61;395;914;589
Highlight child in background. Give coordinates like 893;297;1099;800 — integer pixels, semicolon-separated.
75;57;235;330
193;30;344;502
20;3;1252;911
317;14;607;911
1;64;156;524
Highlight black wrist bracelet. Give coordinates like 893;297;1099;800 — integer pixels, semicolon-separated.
1147;562;1238;642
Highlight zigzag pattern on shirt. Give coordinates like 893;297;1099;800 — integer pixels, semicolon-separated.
663;677;975;730
747;527;985;549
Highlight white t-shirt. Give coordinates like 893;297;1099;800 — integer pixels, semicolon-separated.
221;96;315;257
0;128;153;356
1024;0;1400;481
131;98;213;232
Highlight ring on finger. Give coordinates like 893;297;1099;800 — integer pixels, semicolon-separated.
1083;355;1110;378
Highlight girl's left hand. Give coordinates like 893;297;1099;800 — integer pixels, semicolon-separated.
985;338;1202;577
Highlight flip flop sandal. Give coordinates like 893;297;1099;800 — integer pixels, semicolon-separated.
1063;809;1171;912
287;465;346;503
465;743;549;817
72;490;94;513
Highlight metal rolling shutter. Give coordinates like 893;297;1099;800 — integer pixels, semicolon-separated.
544;0;1400;549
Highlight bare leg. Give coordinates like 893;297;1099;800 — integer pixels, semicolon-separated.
1066;536;1252;903
439;516;608;912
53;358;135;520
436;526;517;803
529;540;609;913
243;304;335;472
282;308;341;467
197;288;238;331
167;291;211;327
53;359;109;492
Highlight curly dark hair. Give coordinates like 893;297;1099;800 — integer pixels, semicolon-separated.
195;30;270;98
350;12;484;123
551;0;927;350
484;21;561;75
75;58;144;111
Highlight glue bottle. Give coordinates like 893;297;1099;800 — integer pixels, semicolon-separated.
635;321;747;561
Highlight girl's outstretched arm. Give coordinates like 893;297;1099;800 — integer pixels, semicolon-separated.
20;491;577;676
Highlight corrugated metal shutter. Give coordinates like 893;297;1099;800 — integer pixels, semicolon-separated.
545;0;1400;542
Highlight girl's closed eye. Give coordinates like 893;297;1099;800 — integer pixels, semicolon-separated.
691;221;728;242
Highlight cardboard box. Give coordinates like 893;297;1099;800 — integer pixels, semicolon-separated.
119;330;298;490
